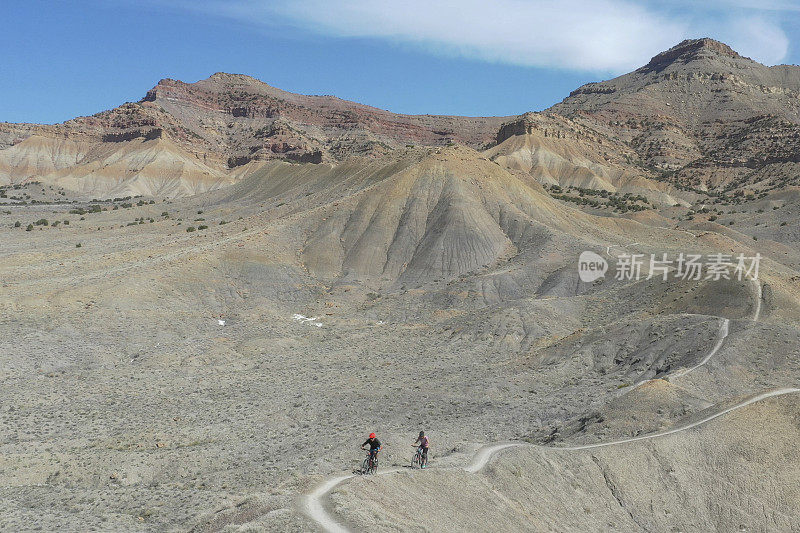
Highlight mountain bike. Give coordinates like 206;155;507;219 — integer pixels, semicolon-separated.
361;451;378;475
411;446;428;469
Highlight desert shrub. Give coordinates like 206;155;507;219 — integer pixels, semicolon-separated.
14;221;20;227
197;225;208;230
26;224;33;231
186;226;196;232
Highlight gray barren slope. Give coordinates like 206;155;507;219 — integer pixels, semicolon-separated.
2;145;799;531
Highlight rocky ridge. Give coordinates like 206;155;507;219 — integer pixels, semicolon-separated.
0;38;798;200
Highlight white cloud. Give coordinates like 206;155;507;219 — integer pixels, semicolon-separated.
190;0;792;73
699;0;800;10
708;16;790;64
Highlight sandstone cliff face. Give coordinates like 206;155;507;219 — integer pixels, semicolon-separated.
0;73;510;196
121;72;511;166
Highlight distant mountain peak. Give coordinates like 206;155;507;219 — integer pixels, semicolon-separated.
641;38;746;72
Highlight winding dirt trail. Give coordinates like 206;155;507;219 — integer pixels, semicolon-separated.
463;443;521;474
751;278;762;321
302;276;769;532
634;277;761;389
303;475;357;533
303;389;799;531
301;466;402;532
466;387;799;472
670;318;729;379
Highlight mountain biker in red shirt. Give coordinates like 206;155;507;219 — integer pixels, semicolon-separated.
413;430;429;467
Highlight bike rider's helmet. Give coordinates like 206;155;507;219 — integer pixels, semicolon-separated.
369;432;376;439
419;431;425;437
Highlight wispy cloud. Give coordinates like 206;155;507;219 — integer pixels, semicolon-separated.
716;16;790;64
186;0;793;73
699;0;800;11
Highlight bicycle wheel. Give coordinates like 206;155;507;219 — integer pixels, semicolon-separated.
411;451;420;468
362;457;371;474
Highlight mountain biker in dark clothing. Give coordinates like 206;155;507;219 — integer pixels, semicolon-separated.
413;430;429;467
361;433;381;462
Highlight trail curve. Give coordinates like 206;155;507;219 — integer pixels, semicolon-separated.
302;388;799;531
302;275;771;531
669;318;729;380
635;276;761;388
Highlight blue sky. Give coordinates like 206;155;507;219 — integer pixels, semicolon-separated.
2;0;799;124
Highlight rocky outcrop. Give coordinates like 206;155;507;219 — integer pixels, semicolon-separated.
139;72;509;164
547;38;800;189
641;38;743;73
